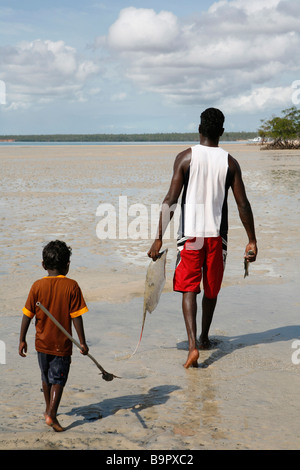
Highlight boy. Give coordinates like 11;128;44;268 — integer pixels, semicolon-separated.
19;240;89;432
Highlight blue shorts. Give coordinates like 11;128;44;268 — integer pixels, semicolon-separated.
37;352;71;387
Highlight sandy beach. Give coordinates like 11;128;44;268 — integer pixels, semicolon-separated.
0;142;300;450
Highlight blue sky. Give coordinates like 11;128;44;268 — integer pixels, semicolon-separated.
0;0;299;135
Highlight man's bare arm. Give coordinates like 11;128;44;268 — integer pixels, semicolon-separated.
147;149;191;260
229;155;257;261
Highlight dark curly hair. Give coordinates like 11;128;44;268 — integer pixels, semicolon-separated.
199;108;225;141
42;240;72;271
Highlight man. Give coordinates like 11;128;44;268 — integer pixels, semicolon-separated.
148;108;257;368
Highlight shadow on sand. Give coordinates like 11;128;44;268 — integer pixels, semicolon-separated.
65;384;180;430
177;325;300;368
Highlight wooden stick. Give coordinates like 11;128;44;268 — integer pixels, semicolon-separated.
36;301;120;381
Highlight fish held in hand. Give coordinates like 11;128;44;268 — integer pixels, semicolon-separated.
244;250;255;278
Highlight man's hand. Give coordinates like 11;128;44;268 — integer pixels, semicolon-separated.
245;242;258;262
147;239;162;261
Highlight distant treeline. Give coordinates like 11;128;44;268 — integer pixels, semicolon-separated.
0;131;256;143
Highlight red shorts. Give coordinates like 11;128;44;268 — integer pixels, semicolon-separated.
173;236;227;298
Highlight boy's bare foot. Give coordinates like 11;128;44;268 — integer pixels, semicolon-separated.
184;348;199;369
45;414;65;432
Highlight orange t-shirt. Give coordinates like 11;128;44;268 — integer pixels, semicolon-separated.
22;275;88;356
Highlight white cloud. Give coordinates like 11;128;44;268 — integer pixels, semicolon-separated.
99;1;300;114
0;39;99;110
221;86;294;113
209;0;281;15
107;7;179;52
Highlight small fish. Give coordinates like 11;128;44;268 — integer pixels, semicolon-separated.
130;249;168;356
244;250;255;278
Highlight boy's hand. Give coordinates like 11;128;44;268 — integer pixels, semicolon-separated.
19;341;28;357
80;343;89;355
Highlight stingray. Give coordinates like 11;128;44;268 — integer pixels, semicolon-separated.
130;249;168;357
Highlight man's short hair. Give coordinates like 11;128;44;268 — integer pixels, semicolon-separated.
199;108;225;141
42;240;72;270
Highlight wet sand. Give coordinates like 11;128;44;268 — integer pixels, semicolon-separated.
0;143;300;450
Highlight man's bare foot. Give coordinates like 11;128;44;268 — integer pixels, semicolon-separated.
45;414;65;432
184;348;199;369
199;338;211;350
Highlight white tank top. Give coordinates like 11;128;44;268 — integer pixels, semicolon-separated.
178;144;229;238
